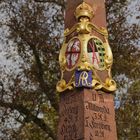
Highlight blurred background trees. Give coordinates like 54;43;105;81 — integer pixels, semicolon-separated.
0;0;139;139
106;0;140;139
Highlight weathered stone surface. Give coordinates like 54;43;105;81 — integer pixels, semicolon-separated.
57;89;117;140
84;89;117;140
57;90;84;140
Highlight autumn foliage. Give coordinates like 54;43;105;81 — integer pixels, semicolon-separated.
0;0;139;139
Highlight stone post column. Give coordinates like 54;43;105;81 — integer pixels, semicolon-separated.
57;1;118;140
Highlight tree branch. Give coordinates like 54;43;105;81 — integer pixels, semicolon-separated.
31;44;59;111
0;101;56;140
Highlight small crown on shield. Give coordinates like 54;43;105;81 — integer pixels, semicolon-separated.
75;2;94;21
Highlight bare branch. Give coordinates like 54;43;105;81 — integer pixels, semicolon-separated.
0;101;56;139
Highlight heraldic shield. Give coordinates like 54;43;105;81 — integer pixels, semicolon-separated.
56;2;116;93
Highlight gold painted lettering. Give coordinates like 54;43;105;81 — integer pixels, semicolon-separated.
78;71;90;86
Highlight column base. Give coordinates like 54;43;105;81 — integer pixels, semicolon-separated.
57;89;117;140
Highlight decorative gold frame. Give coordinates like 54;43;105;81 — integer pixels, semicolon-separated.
56;2;116;93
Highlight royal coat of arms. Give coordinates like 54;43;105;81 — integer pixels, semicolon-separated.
57;2;116;93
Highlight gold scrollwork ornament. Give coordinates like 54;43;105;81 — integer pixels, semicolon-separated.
56;2;116;93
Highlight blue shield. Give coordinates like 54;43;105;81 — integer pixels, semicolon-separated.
75;70;92;88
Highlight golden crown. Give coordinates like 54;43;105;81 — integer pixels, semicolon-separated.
75;2;94;20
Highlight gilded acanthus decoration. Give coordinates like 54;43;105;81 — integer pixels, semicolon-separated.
56;2;116;93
